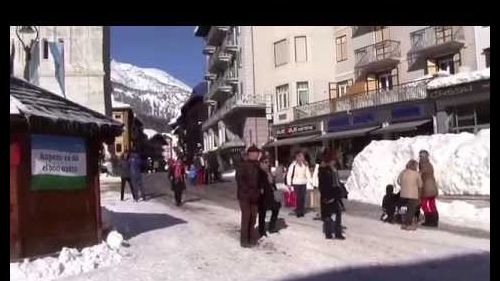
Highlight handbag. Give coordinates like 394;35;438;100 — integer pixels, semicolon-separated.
284;190;297;208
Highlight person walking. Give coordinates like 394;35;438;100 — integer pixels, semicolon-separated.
286;151;312;217
318;149;345;240
419;150;439;227
169;155;187;206
119;151;137;201
257;155;282;237
236;145;263;248
398;159;423;231
311;156;322;220
130;150;146;201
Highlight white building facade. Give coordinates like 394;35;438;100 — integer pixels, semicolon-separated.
10;26;111;116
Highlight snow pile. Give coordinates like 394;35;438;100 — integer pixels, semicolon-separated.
346;129;490;203
437;200;490;230
111;99;132;109
222;170;236;179
346;130;490;229
427;68;490;90
10;232;125;281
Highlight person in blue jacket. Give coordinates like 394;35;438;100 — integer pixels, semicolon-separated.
129;149;146;201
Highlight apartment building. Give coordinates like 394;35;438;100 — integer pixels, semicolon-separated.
261;26;488;167
195;26;268;170
10;26;112;116
112;100;134;158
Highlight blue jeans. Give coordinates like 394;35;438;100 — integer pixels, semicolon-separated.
131;173;145;200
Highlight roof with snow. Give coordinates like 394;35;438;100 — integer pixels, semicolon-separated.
111;99;132;109
427;68;490;90
10;76;123;136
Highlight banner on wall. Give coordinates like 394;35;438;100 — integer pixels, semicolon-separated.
31;135;87;191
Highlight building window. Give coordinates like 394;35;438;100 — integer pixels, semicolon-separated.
435;26;453;44
484;48;490;68
328;82;338;99
449;101;490;134
336;35;347;62
436;54;460;74
374;26;390;42
337;80;353;97
377;72;393;90
114;114;121;120
274;39;289;67
294;36;307;62
116;143;122;153
43;39;49;59
276;84;289;111
296;82;309;106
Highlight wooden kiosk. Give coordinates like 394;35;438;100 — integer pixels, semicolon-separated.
10;77;123;259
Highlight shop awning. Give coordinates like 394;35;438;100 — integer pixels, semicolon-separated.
370;119;431;135
263;135;320;148
317;126;380;140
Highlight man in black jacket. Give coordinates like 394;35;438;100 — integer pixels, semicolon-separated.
236;145;263;248
257;156;281;237
318;149;345;240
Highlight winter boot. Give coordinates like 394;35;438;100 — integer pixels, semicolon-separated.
428;213;439;227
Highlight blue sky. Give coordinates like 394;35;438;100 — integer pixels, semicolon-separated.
111;26;205;88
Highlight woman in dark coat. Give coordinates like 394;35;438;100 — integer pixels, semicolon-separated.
257;156;282;237
318;149;345;240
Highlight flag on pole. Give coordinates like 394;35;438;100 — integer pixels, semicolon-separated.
49;40;65;98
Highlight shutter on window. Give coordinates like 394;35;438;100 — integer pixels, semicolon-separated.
427;59;437;75
329;83;337;99
366;74;377;92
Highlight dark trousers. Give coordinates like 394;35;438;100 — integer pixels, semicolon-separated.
403;199;420;226
322;199;342;238
239;200;258;246
120;177;137;201
258;201;281;235
172;182;185;205
293;184;307;216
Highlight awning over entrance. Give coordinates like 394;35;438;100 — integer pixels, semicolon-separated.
370;119;431;135
263;134;320;148
318;126;380;140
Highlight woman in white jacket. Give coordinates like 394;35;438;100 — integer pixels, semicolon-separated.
286;151;312;217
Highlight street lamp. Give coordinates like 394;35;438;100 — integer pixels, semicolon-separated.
15;26;39;81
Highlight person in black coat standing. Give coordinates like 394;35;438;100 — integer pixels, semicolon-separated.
318;149;346;240
257;155;282;237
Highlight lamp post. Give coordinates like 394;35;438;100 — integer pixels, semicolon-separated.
15;26;39;81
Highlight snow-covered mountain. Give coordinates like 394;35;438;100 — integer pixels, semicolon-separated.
111;60;192;132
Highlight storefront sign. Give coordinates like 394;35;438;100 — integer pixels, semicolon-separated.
391;106;422;119
428;81;489;99
276;123;318;137
353;113;376;125
31;135;87;191
327;116;350;132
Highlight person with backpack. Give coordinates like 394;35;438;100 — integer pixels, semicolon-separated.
169;155;187;206
286;151;312;218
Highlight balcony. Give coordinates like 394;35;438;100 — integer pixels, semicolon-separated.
206;26;230;46
202;95;266;130
206;76;232;101
223;66;238;85
355;40;401;75
221;29;239;54
293;99;334;120
332;80;429;112
203;45;216;55
204;72;216;81
409;26;465;59
208;48;232;73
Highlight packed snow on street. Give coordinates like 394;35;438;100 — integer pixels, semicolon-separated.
11;131;489;281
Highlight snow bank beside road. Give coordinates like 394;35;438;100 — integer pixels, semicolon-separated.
10;232;126;281
346;130;490;230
